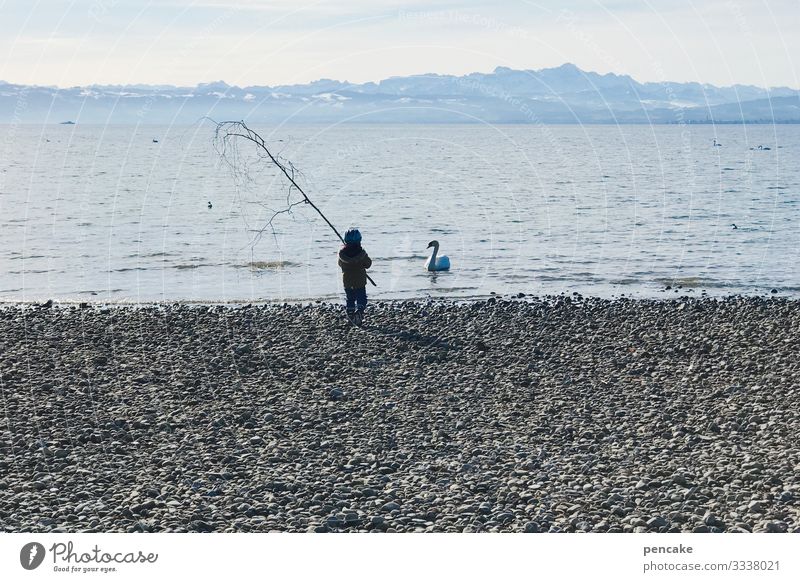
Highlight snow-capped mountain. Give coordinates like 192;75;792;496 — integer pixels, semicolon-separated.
1;64;798;124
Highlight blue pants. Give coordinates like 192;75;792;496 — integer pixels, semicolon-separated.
345;287;367;311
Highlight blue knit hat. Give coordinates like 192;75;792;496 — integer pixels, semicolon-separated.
344;228;362;244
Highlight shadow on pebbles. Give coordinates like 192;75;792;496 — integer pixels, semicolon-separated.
0;296;798;533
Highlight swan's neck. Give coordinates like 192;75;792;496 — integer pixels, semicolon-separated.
429;244;439;267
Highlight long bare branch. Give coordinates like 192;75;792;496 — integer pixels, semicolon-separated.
212;120;376;286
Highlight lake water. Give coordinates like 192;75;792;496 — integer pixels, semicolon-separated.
0;123;798;303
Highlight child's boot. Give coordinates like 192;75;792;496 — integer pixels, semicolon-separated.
346;308;356;325
355;307;365;327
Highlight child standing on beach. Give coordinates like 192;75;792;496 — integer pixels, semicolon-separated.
338;228;372;326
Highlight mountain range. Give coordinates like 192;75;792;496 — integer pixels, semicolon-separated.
2;63;799;124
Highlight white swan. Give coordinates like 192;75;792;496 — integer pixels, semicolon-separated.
425;240;451;271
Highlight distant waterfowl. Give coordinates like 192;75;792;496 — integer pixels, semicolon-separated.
425;240;450;271
713;139;722;147
731;223;738;230
207;201;213;209
152;138;159;143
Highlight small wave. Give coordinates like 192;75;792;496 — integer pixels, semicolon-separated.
172;263;218;270
125;251;177;259
9;254;45;260
655;276;732;289
375;254;426;260
536;274;602;282
428;286;478;293
237;260;299;270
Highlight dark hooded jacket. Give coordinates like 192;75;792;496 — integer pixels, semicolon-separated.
338;244;372;289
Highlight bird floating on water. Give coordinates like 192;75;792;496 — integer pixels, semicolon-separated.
425;240;450;271
152;138;159;143
731;223;738;230
207;201;213;209
713;138;722;147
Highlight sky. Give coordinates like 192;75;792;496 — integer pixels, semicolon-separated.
0;0;798;89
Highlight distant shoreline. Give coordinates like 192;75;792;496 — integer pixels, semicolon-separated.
4;63;799;125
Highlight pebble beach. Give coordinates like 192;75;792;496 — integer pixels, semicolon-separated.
1;296;799;533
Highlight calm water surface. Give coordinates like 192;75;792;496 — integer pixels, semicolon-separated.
0;123;798;303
